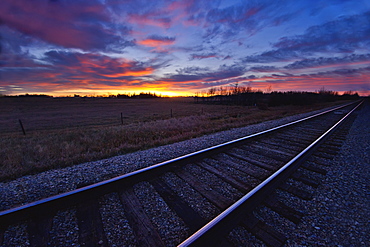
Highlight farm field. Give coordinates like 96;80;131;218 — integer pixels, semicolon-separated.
0;97;346;181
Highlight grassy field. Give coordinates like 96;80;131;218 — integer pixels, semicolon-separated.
0;97;345;181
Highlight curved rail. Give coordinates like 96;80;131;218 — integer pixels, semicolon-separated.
178;100;363;246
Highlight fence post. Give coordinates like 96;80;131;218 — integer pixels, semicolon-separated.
19;119;26;135
121;112;123;125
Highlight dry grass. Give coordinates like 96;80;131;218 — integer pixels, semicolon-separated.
0;97;344;181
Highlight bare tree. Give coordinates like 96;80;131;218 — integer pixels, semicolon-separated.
265;85;272;93
207;87;217;96
232;83;239;95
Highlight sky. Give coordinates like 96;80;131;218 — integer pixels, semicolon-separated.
0;0;370;97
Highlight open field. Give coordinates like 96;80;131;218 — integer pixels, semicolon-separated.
0;97;348;181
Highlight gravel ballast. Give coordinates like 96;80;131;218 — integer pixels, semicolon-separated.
285;99;369;246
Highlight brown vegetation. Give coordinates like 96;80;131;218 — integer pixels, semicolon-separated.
0;97;347;181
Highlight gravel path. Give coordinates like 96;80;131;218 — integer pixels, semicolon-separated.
286;99;369;246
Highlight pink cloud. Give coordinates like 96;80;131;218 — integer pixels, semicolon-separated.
127;13;172;29
126;0;196;29
166;0;194;12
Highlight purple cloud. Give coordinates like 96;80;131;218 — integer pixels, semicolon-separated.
163;64;246;87
274;11;370;53
0;0;133;51
189;53;219;60
241;11;370;65
197;0;300;42
284;54;370;70
250;66;278;72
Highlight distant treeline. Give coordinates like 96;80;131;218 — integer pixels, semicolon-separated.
116;92;164;99
2;88;360;105
194;85;360;107
1;92;165;99
76;92;165;98
1;93;53;98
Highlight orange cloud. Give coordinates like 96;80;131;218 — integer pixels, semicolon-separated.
138;38;175;47
137;35;176;52
101;67;154;77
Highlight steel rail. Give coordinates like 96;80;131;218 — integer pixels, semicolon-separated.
178;100;363;246
0;101;359;226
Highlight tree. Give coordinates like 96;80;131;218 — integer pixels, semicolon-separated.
265;85;272;93
208;87;216;96
232;83;239;95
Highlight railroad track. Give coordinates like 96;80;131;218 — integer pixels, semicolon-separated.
0;101;363;246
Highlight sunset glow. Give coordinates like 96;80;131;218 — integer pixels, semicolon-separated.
1;0;369;96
